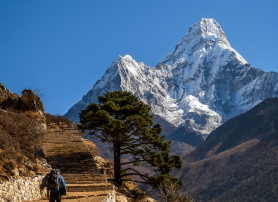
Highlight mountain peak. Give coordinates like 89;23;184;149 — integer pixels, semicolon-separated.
66;18;274;139
199;18;230;46
159;18;245;65
180;18;230;47
122;55;133;60
111;55;135;64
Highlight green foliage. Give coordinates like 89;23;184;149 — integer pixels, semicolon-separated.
79;91;183;189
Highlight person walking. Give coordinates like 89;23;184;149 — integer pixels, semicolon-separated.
46;169;67;202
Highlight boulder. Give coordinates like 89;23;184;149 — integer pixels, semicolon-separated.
0;83;19;103
0;88;44;113
116;196;128;202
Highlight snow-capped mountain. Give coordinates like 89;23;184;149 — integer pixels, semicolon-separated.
65;18;278;138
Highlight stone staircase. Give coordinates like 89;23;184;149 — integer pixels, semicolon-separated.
39;123;115;201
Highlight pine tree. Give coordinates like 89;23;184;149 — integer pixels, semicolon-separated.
78;91;183;189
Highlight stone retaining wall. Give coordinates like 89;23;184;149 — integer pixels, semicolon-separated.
0;175;45;202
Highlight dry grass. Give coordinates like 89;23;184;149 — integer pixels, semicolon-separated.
0;168;5;174
0;109;46;176
45;113;75;128
83;140;99;157
2;159;17;170
0;110;45;160
33;164;49;173
1;159;17;175
24;111;46;125
173;139;260;193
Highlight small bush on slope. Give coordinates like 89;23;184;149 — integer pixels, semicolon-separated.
0;110;45;177
45;113;75;128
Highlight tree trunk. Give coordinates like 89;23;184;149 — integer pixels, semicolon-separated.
114;140;121;185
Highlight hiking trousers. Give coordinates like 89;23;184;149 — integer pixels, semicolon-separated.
49;191;61;202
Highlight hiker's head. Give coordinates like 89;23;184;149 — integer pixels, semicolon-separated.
50;169;61;177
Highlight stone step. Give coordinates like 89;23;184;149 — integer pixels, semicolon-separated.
45;151;91;155
51;165;99;169
47;160;97;164
45;162;96;165
49;166;98;169
31;191;111;202
42;140;81;142
63;176;107;184
66;183;114;192
65;180;107;184
63;174;107;184
60;170;101;174
60;170;100;174
52;168;100;173
46;160;97;164
63;174;106;177
41;128;108;194
46;154;94;158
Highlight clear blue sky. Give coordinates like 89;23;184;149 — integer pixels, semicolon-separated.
1;0;278;115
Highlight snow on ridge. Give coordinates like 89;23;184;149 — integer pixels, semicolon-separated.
158;18;247;66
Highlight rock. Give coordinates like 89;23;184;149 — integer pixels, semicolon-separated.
24;157;33;170
21;89;44;112
0;174;9;181
18;166;28;176
144;198;156;202
0;83;19;103
116;196;128;202
0;88;44;113
35;158;52;172
10;168;19;177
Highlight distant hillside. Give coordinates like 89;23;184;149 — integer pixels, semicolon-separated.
195;131;278;202
185;98;278;162
166;126;204;147
173;98;278;201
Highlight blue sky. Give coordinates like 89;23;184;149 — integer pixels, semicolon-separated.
1;0;278;115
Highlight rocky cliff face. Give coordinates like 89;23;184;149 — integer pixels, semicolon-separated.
0;84;44;114
65;18;278;138
0;83;19;103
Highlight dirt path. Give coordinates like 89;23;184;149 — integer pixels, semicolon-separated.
24;191;112;202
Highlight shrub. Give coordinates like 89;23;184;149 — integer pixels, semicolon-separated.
0;110;45;162
45;113;75;127
2;159;17;172
0;130;21;162
83;140;99;157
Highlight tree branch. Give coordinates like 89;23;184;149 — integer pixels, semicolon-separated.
120;168;150;181
121;179;149;184
119;160;146;166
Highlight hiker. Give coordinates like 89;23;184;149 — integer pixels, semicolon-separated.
46;169;67;202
